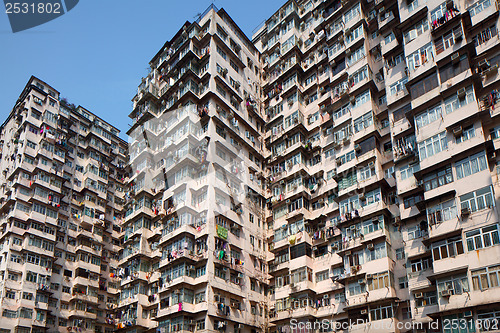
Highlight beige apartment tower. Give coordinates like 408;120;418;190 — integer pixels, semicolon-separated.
118;5;268;333
252;0;500;332
0;77;129;333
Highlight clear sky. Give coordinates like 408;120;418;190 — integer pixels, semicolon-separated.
0;0;280;140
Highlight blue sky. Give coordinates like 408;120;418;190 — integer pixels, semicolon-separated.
0;0;279;140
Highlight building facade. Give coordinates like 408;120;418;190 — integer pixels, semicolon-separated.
118;5;268;333
252;0;500;332
0;77;129;333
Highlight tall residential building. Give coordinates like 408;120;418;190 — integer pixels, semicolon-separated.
118;5;268;333
0;76;129;333
252;0;500;332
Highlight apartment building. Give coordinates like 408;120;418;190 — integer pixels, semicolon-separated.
117;5;268;333
252;0;500;331
253;0;404;332
0;76;128;333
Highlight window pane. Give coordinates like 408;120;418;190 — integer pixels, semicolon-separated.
490;272;499;288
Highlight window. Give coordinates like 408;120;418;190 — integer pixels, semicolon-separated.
216;45;227;60
427;199;457;225
437;274;469;296
370;304;393;321
444;86;475;114
410;73;439;99
368;272;390;290
407;43;434;71
415;291;437;307
415;104;442;129
477;308;500;331
400;163;420;180
389;77;408;96
384;32;395;45
404;19;429;44
347;45;366;67
407;221;428;239
353;112;373;133
396;248;405;260
456;125;475;144
348;281;366;296
432;236;464;260
399;277;408;289
440;56;470;83
410;257;432;272
460;186;495;213
22;292;33;300
468;0;492;17
417;132;448;160
5;290;15;299
2;310;17;318
316;270;329;282
358;164;375;181
351;66;371;90
472;265;500;290
423;165;453;191
473;24;497;47
344;3;360;23
466;224;500;251
455;152;487;179
229;60;239;73
434;25;463;55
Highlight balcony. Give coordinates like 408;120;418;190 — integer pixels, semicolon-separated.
381;37;399;56
378;11;395;30
398;0;427;25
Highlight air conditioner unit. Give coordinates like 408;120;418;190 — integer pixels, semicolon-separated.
457;87;466;99
415;292;423;299
478;59;490;70
440;289;452;297
461;207;471;217
451;52;460;64
484;64;499;77
367;243;374;250
453;126;463;137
